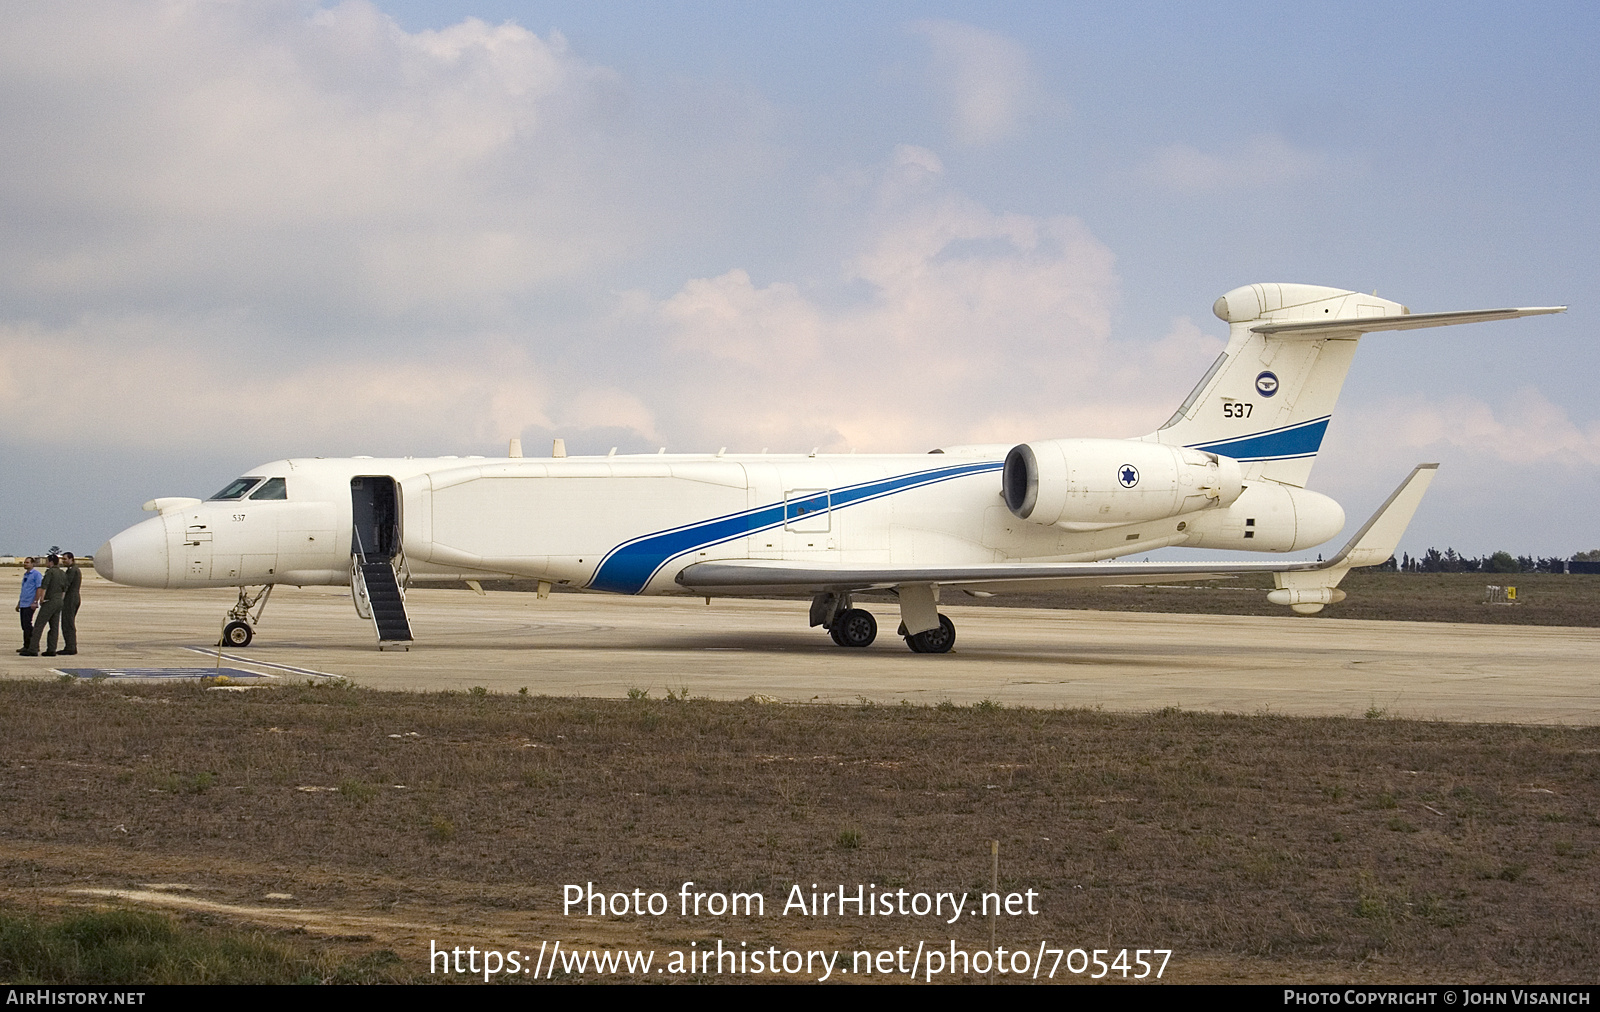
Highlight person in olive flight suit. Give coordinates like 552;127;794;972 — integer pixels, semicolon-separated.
20;554;66;657
60;552;81;655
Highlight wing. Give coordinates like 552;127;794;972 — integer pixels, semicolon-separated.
678;464;1438;602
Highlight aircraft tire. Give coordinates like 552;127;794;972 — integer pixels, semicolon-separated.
903;614;955;654
833;608;878;648
221;621;254;648
829;625;846;646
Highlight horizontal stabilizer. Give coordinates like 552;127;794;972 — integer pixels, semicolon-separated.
1252;306;1566;339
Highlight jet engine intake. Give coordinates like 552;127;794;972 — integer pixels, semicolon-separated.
1003;439;1243;527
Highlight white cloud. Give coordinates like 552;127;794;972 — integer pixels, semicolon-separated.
1139;134;1329;194
639;146;1230;452
0;6;1265;468
0;138;1213;462
1299;388;1600;556
0;1;753;321
910;20;1035;147
0;316;570;454
1343;388;1600;468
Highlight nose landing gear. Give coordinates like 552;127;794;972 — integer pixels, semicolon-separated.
218;585;272;648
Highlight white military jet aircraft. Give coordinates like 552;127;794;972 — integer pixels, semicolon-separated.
97;284;1563;652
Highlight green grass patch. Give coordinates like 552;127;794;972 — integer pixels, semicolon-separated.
0;907;408;984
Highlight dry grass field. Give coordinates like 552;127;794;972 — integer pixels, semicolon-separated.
2;678;1597;983
952;571;1600;626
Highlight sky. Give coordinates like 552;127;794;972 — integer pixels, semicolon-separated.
1;1;1595;560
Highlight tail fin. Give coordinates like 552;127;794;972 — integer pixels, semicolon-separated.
1148;284;1402;487
1146;283;1564;487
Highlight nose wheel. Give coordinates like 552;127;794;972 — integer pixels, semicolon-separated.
221;621;254;647
218;585;272;648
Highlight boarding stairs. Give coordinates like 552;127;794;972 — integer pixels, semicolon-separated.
352;530;413;651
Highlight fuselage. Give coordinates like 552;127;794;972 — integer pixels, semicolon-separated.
96;444;1344;595
87;283;1562;652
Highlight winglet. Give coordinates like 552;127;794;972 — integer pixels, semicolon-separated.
1270;463;1438;612
1323;463;1440;569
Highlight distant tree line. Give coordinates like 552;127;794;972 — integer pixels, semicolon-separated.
1384;549;1600;574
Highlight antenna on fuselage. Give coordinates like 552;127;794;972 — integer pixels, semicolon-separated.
508;438;523;458
552;438;567;458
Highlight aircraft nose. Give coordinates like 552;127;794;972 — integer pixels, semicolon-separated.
98;516;172;588
94;539;114;583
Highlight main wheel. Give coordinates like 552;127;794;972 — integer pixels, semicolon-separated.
904;614;955;654
221;620;253;647
832;608;878;648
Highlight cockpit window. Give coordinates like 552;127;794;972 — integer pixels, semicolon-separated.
208;477;263;501
248;477;288;500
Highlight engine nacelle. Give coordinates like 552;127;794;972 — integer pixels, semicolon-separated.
1180;480;1346;552
1002;439;1243;528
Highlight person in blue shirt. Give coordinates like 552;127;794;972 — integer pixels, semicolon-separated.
15;557;42;650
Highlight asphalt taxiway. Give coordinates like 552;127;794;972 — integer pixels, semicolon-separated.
4;572;1597;724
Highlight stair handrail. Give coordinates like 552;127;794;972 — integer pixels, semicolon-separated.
350;523;376;624
392;543;411;597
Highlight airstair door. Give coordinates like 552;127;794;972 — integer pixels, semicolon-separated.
350;476;411;649
351;476;400;560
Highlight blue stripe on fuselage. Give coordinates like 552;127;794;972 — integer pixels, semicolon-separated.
1187;416;1330;461
587;460;1004;594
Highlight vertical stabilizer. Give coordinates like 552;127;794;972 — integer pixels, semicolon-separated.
1147;284;1408;487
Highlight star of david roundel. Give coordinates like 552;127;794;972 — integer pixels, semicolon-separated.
1118;464;1140;488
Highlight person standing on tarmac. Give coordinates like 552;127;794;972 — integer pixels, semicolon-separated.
15;557;41;650
20;553;66;657
60;552;81;655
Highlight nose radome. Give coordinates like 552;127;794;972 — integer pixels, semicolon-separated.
98;516;172;588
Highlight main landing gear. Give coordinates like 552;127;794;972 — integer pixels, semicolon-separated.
902;614;956;654
813;592;879;648
810;591;957;654
219;586;272;648
829;607;878;648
